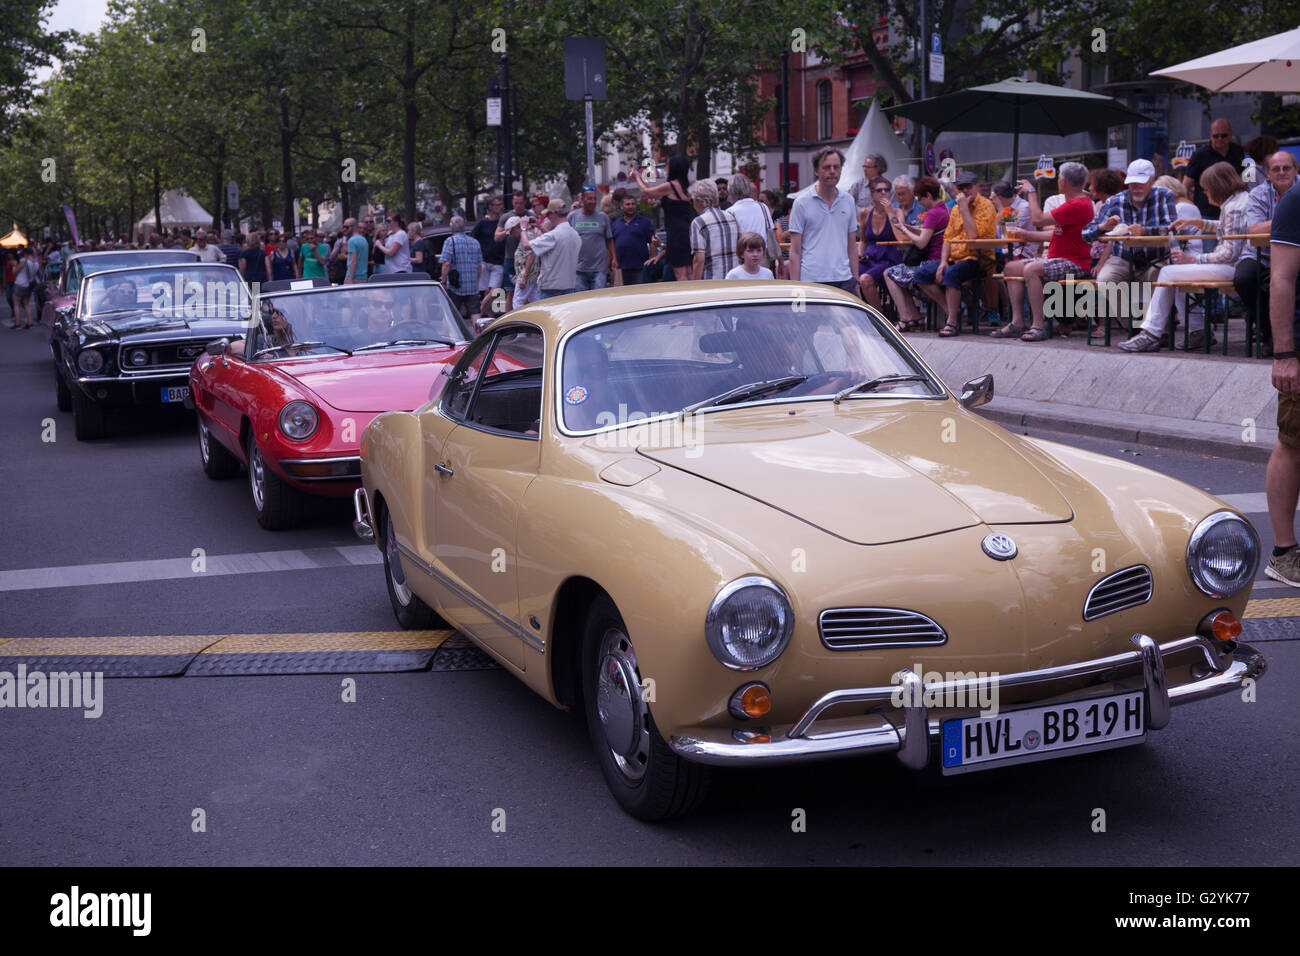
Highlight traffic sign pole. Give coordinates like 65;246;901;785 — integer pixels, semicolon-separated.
585;94;595;188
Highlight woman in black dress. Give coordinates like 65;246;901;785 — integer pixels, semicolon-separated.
633;153;693;281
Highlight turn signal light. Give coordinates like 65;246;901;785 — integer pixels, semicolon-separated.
728;682;771;720
1203;610;1242;642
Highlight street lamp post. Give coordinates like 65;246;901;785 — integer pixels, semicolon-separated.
780;50;791;192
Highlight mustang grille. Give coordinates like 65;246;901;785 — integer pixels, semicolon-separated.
818;608;947;650
1083;565;1153;621
118;341;208;373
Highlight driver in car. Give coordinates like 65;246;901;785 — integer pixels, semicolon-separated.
99;278;140;312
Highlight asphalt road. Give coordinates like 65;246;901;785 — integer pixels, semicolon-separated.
0;315;1295;866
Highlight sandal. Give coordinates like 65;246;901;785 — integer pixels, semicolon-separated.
896;318;924;332
1020;327;1049;342
988;324;1027;338
938;322;960;338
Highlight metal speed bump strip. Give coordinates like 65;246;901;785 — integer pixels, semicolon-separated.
0;632;457;677
187;629;456;675
0;635;225;677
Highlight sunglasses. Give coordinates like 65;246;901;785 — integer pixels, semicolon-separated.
1211;134;1230;139
871;187;891;194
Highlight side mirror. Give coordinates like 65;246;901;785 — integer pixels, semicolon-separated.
205;338;229;357
959;373;994;409
56;306;73;320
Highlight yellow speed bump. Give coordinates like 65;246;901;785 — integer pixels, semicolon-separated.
199;630;453;654
1244;597;1300;619
0;635;223;656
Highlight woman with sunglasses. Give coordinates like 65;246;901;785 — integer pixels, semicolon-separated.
856;177;903;309
266;231;295;281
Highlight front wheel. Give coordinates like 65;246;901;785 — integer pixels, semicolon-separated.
581;594;709;820
247;437;305;529
380;505;447;629
70;387;108;441
199;415;240;479
54;367;71;412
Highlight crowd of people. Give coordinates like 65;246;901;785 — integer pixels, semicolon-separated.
4;116;1292;357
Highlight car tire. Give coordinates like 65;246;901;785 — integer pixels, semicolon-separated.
54;367;71;412
581;594;710;820
379;504;447;629
198;415;240;480
247;436;305;530
70;386;108;441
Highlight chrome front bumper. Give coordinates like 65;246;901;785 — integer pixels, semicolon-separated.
352;487;374;541
669;634;1266;768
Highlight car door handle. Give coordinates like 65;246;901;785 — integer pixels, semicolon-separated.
434;461;454;477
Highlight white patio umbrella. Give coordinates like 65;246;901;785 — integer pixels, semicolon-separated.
1150;25;1300;92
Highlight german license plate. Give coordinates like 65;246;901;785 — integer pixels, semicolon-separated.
161;386;190;403
940;691;1145;774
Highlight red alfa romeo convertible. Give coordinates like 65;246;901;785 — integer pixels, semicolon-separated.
189;275;476;529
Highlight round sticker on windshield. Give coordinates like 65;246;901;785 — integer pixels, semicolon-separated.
565;385;589;405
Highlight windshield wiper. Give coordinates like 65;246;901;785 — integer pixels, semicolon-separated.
252;341;352;359
832;373;932;404
353;337;456;352
680;375;808;417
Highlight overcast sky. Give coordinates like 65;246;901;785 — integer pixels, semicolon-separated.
34;0;111;82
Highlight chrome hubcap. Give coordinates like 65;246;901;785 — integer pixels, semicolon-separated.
385;518;412;605
198;419;211;463
596;627;650;782
249;446;265;510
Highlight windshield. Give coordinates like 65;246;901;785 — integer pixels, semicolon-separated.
559;301;942;432
76;251;198;280
80;265;251;320
252;284;469;358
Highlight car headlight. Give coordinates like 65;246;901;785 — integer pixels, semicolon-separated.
76;349;105;374
705;576;794;670
278;401;319;441
128;348;149;367
1187;511;1259;598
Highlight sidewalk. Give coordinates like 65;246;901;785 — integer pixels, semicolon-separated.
907;329;1279;463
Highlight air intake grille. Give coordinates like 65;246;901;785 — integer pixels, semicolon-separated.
1083;565;1153;621
818;607;947;650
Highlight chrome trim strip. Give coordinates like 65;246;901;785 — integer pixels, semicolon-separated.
552;296;949;438
352;487;374;541
668;635;1266;766
75;371;190;384
281;456;362;468
394;541;544;653
818;606;948;649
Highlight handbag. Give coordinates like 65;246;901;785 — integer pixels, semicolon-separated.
902;243;927;267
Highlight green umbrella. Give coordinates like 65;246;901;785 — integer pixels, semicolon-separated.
885;77;1151;179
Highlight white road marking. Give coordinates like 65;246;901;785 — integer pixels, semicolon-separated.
1216;492;1268;513
0;546;381;592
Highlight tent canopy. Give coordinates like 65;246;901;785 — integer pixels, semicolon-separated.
134;190;213;231
1;225;28;247
792;99;909;200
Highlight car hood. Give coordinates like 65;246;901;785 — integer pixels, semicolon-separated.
636;403;1074;545
83;311;249;338
273;349;458;412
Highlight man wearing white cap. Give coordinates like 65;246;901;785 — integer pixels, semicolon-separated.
1081;159;1177;286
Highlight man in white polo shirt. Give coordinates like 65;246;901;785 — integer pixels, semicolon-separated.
787;147;859;293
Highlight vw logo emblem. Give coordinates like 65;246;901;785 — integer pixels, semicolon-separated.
981;533;1017;560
